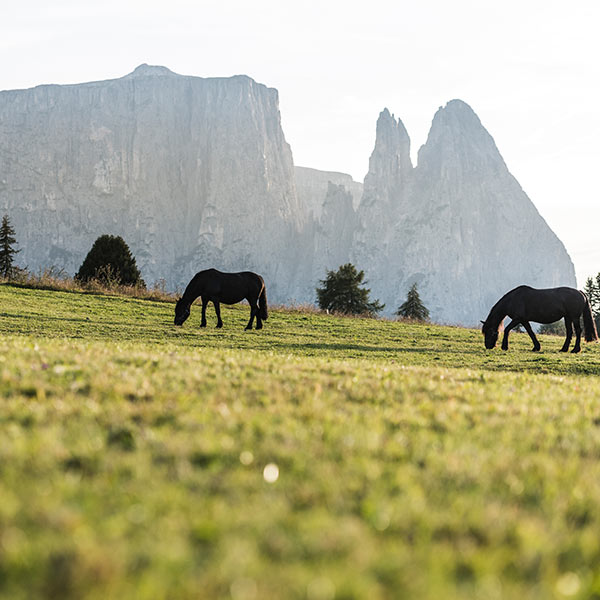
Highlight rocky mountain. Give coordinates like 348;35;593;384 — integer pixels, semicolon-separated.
0;64;305;300
295;166;362;219
352;109;413;302
0;66;576;324
294;166;361;291
350;100;576;322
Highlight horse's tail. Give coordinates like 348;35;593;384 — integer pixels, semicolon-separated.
259;282;268;320
582;291;598;342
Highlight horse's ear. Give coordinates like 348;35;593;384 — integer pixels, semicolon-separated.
480;320;485;324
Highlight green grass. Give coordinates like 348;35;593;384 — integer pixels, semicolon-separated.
1;284;600;599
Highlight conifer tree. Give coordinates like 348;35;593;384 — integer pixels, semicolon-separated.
316;263;384;316
584;274;600;329
396;283;430;321
0;214;20;279
76;234;144;287
584;277;597;312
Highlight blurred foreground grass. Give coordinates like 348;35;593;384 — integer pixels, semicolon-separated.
1;285;600;599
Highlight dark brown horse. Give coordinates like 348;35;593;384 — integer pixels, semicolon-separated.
174;269;268;330
481;285;598;353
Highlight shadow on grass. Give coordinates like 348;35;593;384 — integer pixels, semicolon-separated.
271;341;479;355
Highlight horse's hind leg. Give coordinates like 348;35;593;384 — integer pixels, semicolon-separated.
245;299;260;330
201;297;208;327
571;317;582;353
214;301;223;328
253;297;263;330
560;317;573;352
522;321;541;351
245;306;255;330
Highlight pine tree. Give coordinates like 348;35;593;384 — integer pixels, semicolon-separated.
396;283;430;321
584;274;600;330
316;263;384;316
0;214;20;279
584;277;598;313
75;234;145;287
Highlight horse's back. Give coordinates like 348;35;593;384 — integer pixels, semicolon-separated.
504;285;585;322
194;269;263;303
508;285;580;300
196;269;261;281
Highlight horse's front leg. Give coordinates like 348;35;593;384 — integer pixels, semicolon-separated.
201;297;208;327
571;318;582;353
214;301;223;328
560;317;573;352
522;321;541;351
501;319;519;350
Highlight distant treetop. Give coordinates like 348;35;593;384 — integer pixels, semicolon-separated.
316;263;384;316
396;283;430;322
0;214;20;279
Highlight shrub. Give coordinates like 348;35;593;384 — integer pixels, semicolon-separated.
76;235;144;288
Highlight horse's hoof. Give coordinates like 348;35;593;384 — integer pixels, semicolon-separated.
559;348;568;353
216;324;223;329
256;324;263;330
200;323;207;328
571;348;581;354
244;326;251;331
532;347;541;352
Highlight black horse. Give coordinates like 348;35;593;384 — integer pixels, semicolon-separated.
481;285;597;353
174;269;268;330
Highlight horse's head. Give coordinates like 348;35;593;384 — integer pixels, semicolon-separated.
481;319;502;349
174;298;190;326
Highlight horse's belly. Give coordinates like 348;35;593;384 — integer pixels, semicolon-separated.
215;294;245;305
535;312;562;324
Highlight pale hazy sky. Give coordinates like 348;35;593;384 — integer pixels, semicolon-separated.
2;0;599;285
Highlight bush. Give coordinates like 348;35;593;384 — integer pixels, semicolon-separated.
76;235;145;288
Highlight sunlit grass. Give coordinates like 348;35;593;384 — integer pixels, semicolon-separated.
1;284;600;599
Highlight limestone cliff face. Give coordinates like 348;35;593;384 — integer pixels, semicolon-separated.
294;166;362;219
353;100;576;323
0;64;304;299
353;109;414;304
0;66;576;324
294;166;361;294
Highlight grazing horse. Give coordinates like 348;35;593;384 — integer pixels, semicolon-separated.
174;269;268;330
481;285;597;353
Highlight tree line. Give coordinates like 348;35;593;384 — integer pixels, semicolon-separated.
316;262;430;321
0;213;434;321
8;211;600;327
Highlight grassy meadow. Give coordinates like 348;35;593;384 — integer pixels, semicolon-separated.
1;284;600;599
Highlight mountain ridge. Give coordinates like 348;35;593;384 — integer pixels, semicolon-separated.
0;65;575;324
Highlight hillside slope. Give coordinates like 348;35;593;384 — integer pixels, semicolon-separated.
1;285;600;598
